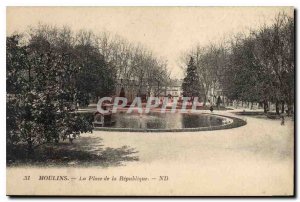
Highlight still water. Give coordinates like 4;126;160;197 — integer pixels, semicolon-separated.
110;112;226;129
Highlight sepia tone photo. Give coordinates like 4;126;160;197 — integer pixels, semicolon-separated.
6;7;294;196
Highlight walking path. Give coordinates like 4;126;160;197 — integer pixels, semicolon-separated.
7;109;294;196
78;109;294;195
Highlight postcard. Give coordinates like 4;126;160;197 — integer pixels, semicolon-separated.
6;6;294;196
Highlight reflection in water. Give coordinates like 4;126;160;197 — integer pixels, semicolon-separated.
112;112;225;129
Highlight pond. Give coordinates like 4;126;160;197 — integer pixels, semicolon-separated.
107;112;231;130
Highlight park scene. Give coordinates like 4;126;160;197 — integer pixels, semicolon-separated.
6;7;294;195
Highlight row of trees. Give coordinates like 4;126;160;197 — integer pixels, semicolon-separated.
182;12;294;114
94;31;170;97
7;24;170;155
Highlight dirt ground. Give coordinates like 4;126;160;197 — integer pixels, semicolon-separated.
7;110;294;196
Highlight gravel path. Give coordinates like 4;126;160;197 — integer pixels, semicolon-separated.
81;109;294;195
7;109;294;196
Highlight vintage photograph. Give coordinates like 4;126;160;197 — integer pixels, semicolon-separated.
6;7;294;196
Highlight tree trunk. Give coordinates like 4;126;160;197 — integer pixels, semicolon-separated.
27;140;34;157
263;101;268;113
281;101;285;113
275;100;280;115
203;88;209;107
203;95;207;107
287;100;293;116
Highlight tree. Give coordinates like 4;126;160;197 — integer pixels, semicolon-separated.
217;12;294;114
253;13;294;115
7;35;29;147
74;43;115;105
216;96;222;109
95;31;170;97
182;43;227;106
182;57;204;99
6;33;93;156
119;87;125;97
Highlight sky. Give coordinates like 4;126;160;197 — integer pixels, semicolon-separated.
7;7;293;78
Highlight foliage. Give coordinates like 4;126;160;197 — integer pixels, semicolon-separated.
182;57;204;98
7;23;171;156
183;12;294;113
6;33;93;155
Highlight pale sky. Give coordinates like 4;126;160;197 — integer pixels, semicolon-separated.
7;7;293;78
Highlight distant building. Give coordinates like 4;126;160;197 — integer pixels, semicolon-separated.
164;85;182;97
115;79;183;102
162;79;182;101
115;78;229;106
